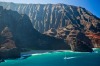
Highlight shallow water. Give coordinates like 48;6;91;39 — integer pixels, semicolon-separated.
0;48;100;66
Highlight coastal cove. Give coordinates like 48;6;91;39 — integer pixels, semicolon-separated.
0;3;100;63
0;48;100;66
0;1;100;66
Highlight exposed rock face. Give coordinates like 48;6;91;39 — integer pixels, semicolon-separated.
0;2;100;33
85;32;100;48
0;48;20;59
0;27;20;59
45;28;93;52
44;27;71;39
0;6;71;60
0;6;39;49
0;6;70;52
0;1;99;53
44;28;57;37
75;32;93;52
67;30;93;52
0;2;99;49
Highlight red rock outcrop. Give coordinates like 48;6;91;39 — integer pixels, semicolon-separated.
85;32;100;48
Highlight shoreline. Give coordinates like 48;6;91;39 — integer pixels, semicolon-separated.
21;48;100;56
21;50;67;56
0;48;99;62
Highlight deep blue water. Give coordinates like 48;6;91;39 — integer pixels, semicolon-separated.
0;48;100;66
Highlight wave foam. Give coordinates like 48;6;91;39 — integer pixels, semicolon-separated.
32;52;51;56
64;57;76;60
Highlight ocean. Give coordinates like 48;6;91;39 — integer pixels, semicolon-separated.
0;48;100;66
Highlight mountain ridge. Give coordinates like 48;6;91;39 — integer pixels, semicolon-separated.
0;2;100;33
0;2;99;50
0;1;99;60
0;6;72;60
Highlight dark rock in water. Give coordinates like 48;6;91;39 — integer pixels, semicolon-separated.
0;59;5;63
21;55;31;59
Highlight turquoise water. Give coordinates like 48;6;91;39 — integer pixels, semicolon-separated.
0;48;100;66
